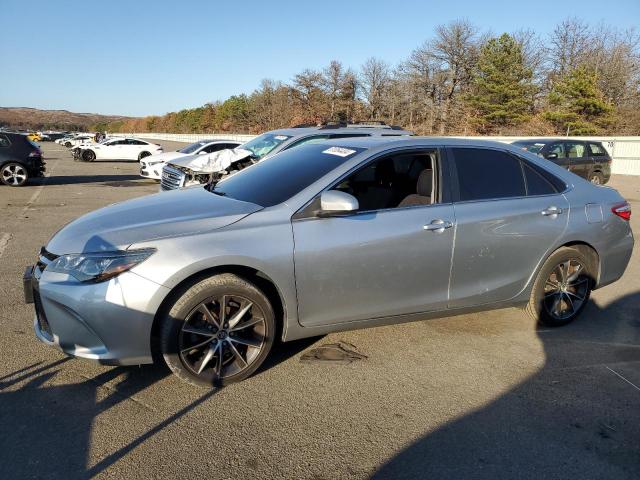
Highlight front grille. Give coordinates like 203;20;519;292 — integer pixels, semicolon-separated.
34;289;53;341
161;165;185;191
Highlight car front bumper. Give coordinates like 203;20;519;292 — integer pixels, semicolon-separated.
24;259;170;365
140;160;162;180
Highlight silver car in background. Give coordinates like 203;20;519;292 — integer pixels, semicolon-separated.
24;138;634;387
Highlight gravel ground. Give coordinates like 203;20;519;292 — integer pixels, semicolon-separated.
0;141;638;479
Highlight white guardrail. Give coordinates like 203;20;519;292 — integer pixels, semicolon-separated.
114;132;640;176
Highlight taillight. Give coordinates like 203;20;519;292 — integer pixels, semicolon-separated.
612;201;631;221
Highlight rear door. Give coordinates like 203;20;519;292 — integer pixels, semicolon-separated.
564;141;588;179
448;147;569;308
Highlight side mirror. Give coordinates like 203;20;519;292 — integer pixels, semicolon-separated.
317;190;359;217
545;153;558;160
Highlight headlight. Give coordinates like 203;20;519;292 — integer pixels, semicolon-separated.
47;248;156;282
148;160;164;166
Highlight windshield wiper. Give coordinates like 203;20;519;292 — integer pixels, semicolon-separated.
210;189;227;196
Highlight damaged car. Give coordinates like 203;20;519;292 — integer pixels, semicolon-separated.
160;122;413;191
140;139;242;180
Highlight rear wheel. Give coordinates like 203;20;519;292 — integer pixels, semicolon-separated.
589;172;603;185
160;274;275;388
82;150;96;162
526;247;593;327
138;151;151;161
1;162;29;186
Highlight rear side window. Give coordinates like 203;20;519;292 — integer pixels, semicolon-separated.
0;135;11;147
589;143;607;156
451;148;525;201
522;163;557;195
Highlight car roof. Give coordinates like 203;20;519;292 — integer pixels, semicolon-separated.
512;138;597;144
310;136;519;151
267;126;413;137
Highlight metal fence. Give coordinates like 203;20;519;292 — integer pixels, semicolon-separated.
115;132;640;176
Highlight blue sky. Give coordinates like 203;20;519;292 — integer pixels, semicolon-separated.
1;0;639;117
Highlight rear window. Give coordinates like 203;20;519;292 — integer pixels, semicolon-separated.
211;143;364;207
589;143;607;156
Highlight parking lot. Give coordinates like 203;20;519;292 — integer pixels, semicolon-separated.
0;141;639;479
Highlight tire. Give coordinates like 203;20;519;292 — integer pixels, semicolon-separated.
160;273;275;388
138;151;151;161
64;141;72;147
82;150;96;162
589;172;604;185
526;247;593;327
1;162;29;187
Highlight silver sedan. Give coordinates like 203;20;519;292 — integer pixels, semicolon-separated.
24;138;634;387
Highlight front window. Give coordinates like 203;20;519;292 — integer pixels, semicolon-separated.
240;133;292;159
210;143;363;207
513;141;545;154
179;141;208;154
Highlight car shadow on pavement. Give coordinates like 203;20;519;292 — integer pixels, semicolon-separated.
32;175;146;186
0;336;317;478
371;291;640;480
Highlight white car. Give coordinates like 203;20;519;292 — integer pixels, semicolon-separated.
77;137;163;162
60;135;94;147
139;139;242;180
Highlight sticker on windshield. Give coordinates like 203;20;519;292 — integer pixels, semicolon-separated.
274;135;288;141
322;147;357;157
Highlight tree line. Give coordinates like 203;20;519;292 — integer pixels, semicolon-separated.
98;18;640;136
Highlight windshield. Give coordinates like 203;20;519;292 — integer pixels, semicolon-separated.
514;141;545;154
240;133;291;159
179;141;208;154
210;143;364;207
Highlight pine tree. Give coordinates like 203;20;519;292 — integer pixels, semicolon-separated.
467;33;535;132
543;66;614;135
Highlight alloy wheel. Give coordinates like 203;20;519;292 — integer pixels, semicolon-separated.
1;164;27;186
590;175;601;185
543;259;589;321
179;295;266;379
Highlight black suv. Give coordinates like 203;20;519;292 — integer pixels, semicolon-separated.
511;139;611;185
0;132;45;186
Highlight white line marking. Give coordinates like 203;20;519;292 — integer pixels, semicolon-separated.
606;366;640;392
0;233;11;258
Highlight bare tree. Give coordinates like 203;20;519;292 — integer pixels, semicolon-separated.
360;57;391;119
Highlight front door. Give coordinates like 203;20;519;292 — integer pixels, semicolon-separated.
292;148;455;327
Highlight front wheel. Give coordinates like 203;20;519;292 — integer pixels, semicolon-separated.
160;274;275;388
82;150;96;162
526;247;593;327
1;162;29;186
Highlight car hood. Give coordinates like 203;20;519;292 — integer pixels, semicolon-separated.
144;151;186;163
46;187;263;254
169;148;252;173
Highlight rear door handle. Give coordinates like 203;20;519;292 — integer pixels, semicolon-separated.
423;219;453;232
541;206;563;216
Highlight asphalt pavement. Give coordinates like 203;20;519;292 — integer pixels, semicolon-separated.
0;142;638;479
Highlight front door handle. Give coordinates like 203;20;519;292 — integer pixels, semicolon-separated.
541;206;563;216
423;219;453;233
